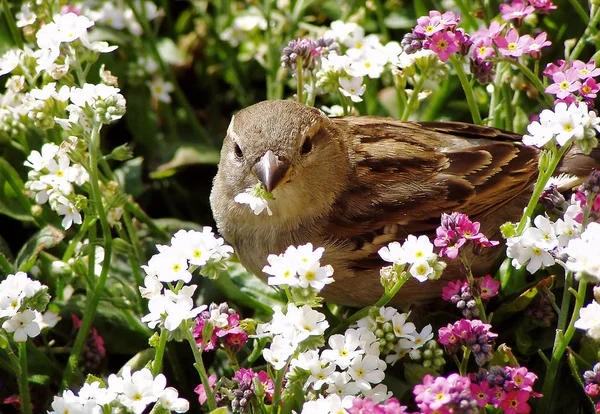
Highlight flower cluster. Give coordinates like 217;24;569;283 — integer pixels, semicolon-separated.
196;368;274;412
258;303;329;370
522;101;600;154
470;365;540;411
281;37;340;71
0;272;52;342
413;373;479;412
378;235;446;282
506;202;582;274
348;397;407;413
544;60;600;105
434;212;500;259
263;243;335;293
564;222;600;281
50;367;189;414
24;142;88;229
442;275;500;318
140;228;233;331
438;319;498;365
574;299;600;340
71;314;106;373
583;363;600;406
355;307;437;368
193;302;248;351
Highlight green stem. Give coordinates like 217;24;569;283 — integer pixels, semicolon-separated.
122;210;145;295
450;55;482;125
462;255;488;323
296;57;304;104
124;200;170;241
459;348;471;377
185;329;217;411
487;63;504;128
1;0;24;49
539;280;588;412
508;59;555;107
372;0;389;41
17;342;32;414
61;122;113;389
567;0;589;24
502;82;514;131
453;0;479;31
516;144;570;234
152;328;168;376
61;216;97;262
271;360;290;414
330;272;410;336
558;271;573;333
401;75;426;121
124;0;212;145
570;8;600;61
395;87;408;120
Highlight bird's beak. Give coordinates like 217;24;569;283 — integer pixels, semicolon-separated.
252;150;290;193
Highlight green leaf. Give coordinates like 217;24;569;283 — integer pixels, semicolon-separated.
0;157;33;221
209;408;229;414
150;144;220;179
493;276;554;323
121;348;156;373
28;374;50;385
15;226;65;272
496;258;528;298
114;157;145;198
489;343;520;367
403;363;439;385
567;348;596;411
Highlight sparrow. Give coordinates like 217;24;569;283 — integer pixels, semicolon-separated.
210;100;599;307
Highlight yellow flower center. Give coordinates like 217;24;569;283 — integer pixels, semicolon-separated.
305;271;315;281
508;42;517;51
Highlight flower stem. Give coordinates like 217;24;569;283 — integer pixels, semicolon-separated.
185;329;217;411
1;0;24;49
450;55;482;125
459;348;471;377
539;280;588;412
371;0;389;41
329;272;410;336
17;342;32;414
271;360;290;414
401;75;426;121
508;59;555;107
516;144;570;234
61;121;113;389
570;7;600;61
152;328;168;376
296;56;304;104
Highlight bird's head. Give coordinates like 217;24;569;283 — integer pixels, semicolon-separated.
212;100;350;226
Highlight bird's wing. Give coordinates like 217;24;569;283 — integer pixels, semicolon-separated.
324;118;539;267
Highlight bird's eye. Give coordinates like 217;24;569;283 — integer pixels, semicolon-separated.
234;143;243;158
301;136;313;155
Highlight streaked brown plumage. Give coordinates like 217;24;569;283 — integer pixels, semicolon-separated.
210;100;599;307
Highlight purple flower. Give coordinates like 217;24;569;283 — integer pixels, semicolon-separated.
414;10;459;37
193;303;248;351
348;397;407;413
526;32;552;59
434;212;499;259
580;77;600;99
438;319;497;365
413;373;478;412
505;366;538;393
494;28;533;57
194;374;218;405
530;0;557;13
473;37;496;62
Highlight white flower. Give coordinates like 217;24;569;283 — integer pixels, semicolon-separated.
170;228;222;267
16;4;37;27
298;262;334;290
347;45;388;79
574;300;600;340
400;324;433;349
321;105;345;116
263;334;296;370
347;354;386;390
339;76;366;103
0;50;22;76
54;13;94;43
552;102;586;145
144;245;192;283
506;226;555;273
402;235;435;263
48;391;86;414
522;116;555;147
264;253;300;287
24;143;60;171
163;288;205;331
55;196;82;230
288;304;329;342
392;312;416;339
2;310;41;342
148;77;174;103
409;260;435;282
292;350;336;390
301;394;349;414
159;387;189;413
325;371;361;399
565;222;600;281
363;383;393;404
78;381;118;406
234;190;272;216
322;329;364;369
555;204;582;248
140;276;163;299
378;242;406;265
109;367;166;414
533;215;558;250
326;21;362;45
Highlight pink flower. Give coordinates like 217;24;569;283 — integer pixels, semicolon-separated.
494;28;533;57
434;227;466;259
500;0;535;23
442;279;466;301
505;367;538;392
479;275;500;299
585;383;600;397
530;0;557;13
194;374;218;405
470;381;492;407
543;59;568;77
545;69;582;99
501;390;531;414
428;31;460;62
526;32;551;59
472;21;506;43
473;37;496;62
572;60;600;79
414;11;445;37
580;77;600;99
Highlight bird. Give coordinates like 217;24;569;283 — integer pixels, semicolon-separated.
210;99;599;307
